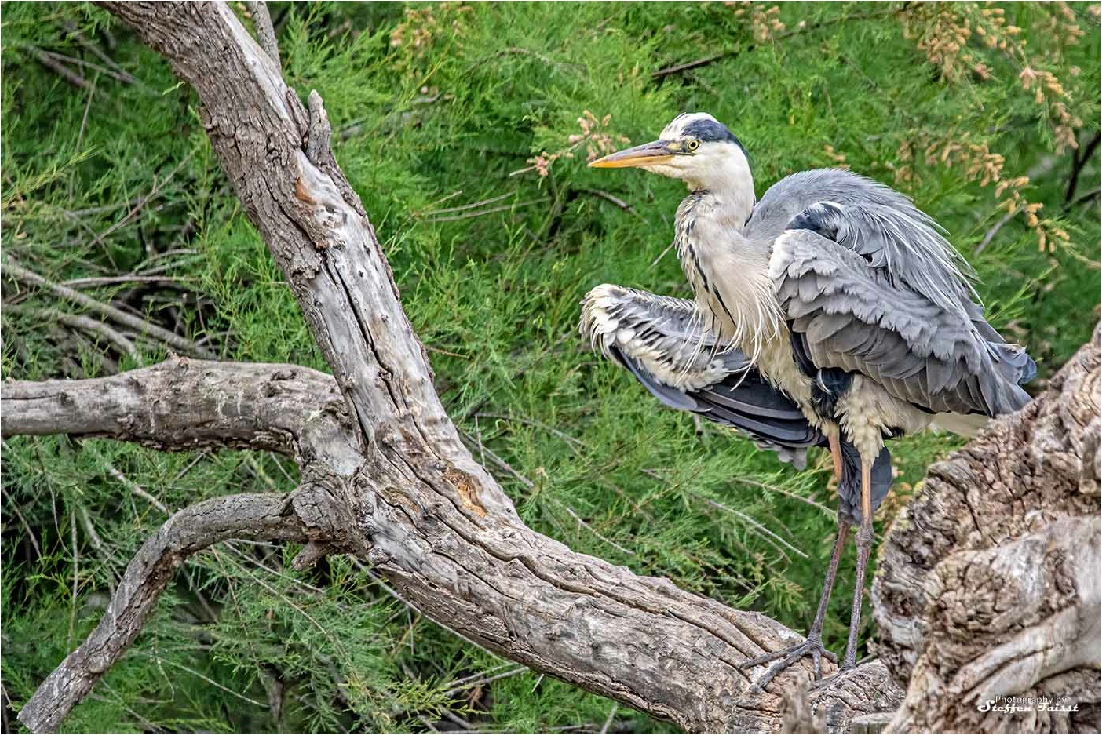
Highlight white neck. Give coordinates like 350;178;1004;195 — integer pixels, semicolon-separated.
683;147;756;229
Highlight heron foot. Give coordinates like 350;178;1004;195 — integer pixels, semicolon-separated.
808;658;864;693
739;636;838;693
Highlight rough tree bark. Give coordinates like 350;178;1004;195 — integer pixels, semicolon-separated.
3;2;1097;733
2;359;355;461
874;328;1101;733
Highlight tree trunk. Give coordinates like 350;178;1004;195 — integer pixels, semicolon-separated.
874;327;1101;733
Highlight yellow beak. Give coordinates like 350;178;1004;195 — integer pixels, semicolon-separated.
589;140;675;169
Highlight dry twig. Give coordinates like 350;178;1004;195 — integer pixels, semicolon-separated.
4;261;216;359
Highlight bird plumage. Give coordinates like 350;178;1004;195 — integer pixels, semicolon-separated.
579;283;893;521
762;182;1035;418
585;112;1037;686
580;284;821;467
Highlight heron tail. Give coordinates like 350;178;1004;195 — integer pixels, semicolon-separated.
980;342;1037;415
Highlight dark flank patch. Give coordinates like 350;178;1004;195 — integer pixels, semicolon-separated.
680;117;749;158
812;368;852;417
789;326;852;419
786;202;844;240
837;441;893;524
789;326;818;377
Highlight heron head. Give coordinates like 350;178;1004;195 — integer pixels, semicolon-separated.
589;112;751;192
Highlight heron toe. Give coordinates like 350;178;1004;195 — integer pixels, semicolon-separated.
808;658;864;694
739;636;839;693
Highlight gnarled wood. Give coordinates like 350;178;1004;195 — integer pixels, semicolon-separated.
874;327;1101;733
1;357;356;464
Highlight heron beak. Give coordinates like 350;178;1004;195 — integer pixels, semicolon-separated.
589;140;675;169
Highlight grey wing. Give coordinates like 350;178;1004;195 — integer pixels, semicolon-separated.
580;284;823;467
769;202;1036;417
580;283;746;393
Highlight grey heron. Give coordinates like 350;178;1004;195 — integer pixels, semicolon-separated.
582;112;1036;690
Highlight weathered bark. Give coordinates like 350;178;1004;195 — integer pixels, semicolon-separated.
6;3;904;731
874;328;1101;733
1;358;356;463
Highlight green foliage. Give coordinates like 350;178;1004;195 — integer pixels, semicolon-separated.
2;2;1098;732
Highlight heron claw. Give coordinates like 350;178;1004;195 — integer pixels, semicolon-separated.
739;637;838;693
809;658;861;692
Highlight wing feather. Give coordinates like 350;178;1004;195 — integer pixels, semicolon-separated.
770;203;1035;417
580;284;822;466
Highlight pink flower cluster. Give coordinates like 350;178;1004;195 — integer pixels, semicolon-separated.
516;111;631;178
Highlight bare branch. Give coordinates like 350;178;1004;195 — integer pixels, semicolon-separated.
29;46;142;87
106;464;168;513
577;188;637;214
27;45;90;88
59;274;195;289
246;1;281;67
651;52;730;81
17;493;313;733
4;261;216;359
54;310;143;364
62;21;151;91
1;357;356;465
974;210;1016;255
1064;131;1101;208
3;302;143;364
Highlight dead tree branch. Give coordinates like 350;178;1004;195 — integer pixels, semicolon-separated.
4;261;217;359
245;1;280;67
6;356;365;732
2;357;355;463
16;493;313;733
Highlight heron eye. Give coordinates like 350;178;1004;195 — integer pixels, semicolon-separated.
686;139;700;152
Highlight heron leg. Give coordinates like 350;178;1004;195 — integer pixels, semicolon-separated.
828;432;843;482
739;521;849;692
842;456;874;669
